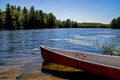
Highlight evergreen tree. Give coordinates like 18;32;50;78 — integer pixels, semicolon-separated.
12;6;23;29
110;17;120;29
22;7;29;29
72;21;78;28
39;10;45;28
110;18;116;28
110;18;117;28
29;6;36;29
4;3;13;29
61;20;66;28
17;6;21;11
116;17;120;28
66;19;72;28
35;10;45;29
0;9;4;29
46;13;56;28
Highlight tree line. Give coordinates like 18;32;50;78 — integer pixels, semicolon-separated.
0;3;119;30
110;17;120;29
0;3;79;30
78;23;109;28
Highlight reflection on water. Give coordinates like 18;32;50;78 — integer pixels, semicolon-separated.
0;28;120;79
41;62;112;80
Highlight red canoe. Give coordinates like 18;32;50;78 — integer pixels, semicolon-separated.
40;46;120;79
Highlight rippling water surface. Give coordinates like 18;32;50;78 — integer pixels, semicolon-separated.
0;28;120;79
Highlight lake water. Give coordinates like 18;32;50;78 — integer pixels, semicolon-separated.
0;28;120;79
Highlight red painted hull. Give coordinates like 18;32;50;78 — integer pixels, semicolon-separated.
40;46;120;80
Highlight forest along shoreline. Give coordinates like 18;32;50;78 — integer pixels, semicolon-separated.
0;3;120;30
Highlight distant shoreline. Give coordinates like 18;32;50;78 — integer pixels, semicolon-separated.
0;4;119;30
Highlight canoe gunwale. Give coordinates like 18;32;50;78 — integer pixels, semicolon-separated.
40;46;120;70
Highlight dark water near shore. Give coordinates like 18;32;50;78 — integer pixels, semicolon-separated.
0;28;120;79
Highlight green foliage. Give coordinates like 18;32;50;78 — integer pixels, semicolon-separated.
0;3;117;30
0;9;5;29
22;7;29;29
78;22;109;28
46;13;56;28
4;3;13;29
110;17;120;29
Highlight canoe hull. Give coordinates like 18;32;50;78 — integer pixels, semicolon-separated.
40;46;120;80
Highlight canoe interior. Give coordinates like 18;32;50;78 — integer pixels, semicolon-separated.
43;46;120;68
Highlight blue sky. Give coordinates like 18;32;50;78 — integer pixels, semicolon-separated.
1;0;120;24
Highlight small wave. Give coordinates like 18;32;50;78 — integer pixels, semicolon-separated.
66;39;93;46
49;39;63;41
49;38;93;46
98;34;116;38
74;35;97;40
32;48;39;51
74;35;85;39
